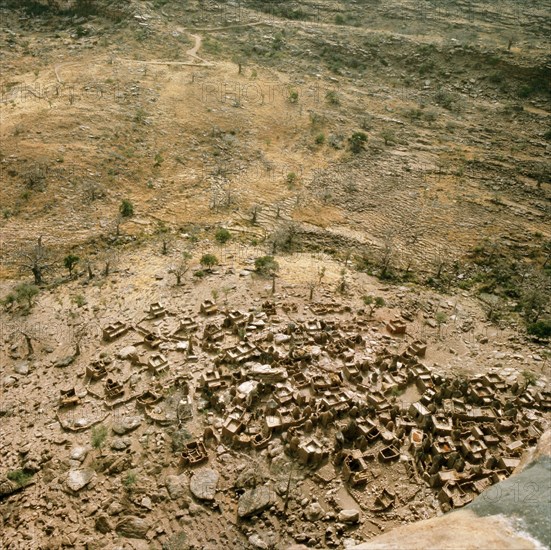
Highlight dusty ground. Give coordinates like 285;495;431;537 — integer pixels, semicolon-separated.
0;1;550;549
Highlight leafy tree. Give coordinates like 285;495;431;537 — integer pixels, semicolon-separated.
64;254;80;277
119;199;134;218
254;256;279;277
200;254;218;271
215;227;231;244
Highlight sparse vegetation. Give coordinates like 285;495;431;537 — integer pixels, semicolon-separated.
7;469;33;486
119;199;134;218
200;254;218;271
91;425;108;449
215;227;231;244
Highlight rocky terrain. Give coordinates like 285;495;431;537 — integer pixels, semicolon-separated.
0;1;550;549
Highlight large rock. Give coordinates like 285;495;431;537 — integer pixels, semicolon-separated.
117;346;138;360
190;469;219;501
165;474;187;499
238;485;273;518
338;509;360;524
14;362;29;375
66;468;95;491
115;516;150;539
112;416;142;435
304;502;324;522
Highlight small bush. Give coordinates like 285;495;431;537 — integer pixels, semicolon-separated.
91;424;108;449
119;199;134;217
527;320;551;339
64;254;80;276
13;283;39;310
7;469;33;486
315;133;325;145
325;91;340;105
194;270;205;278
73;294;86;307
349;132;368;153
123;471;137;489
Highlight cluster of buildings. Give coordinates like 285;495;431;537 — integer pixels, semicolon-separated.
60;298;549;511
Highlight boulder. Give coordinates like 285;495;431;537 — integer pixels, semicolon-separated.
190;469;219;501
238;486;273;518
304;502;324;522
115;516;150;539
338;509;360;524
165;474;187;500
66;468;95;492
112;416;142;435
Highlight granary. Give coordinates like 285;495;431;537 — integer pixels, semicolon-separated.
386;319;406;335
86;359;107;380
104;378;124;399
149;302;166;318
297;437;329;467
148;353;169;375
59;387;79;407
409;402;430;428
342;450;371;487
102;321;129;341
181;440;208;467
200;299;218;316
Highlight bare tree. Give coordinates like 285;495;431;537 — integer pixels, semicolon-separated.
170;251;192;285
20;236;52;285
379;231;395;279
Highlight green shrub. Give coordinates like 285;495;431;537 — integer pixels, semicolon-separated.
91;425;108;449
64;254;80;276
200;254;218;270
349;132;368;153
119;199;134;217
315;133;325;145
13;283;39;310
527;320;551;339
254;256;279;276
7;469;33;486
215;227;231;244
